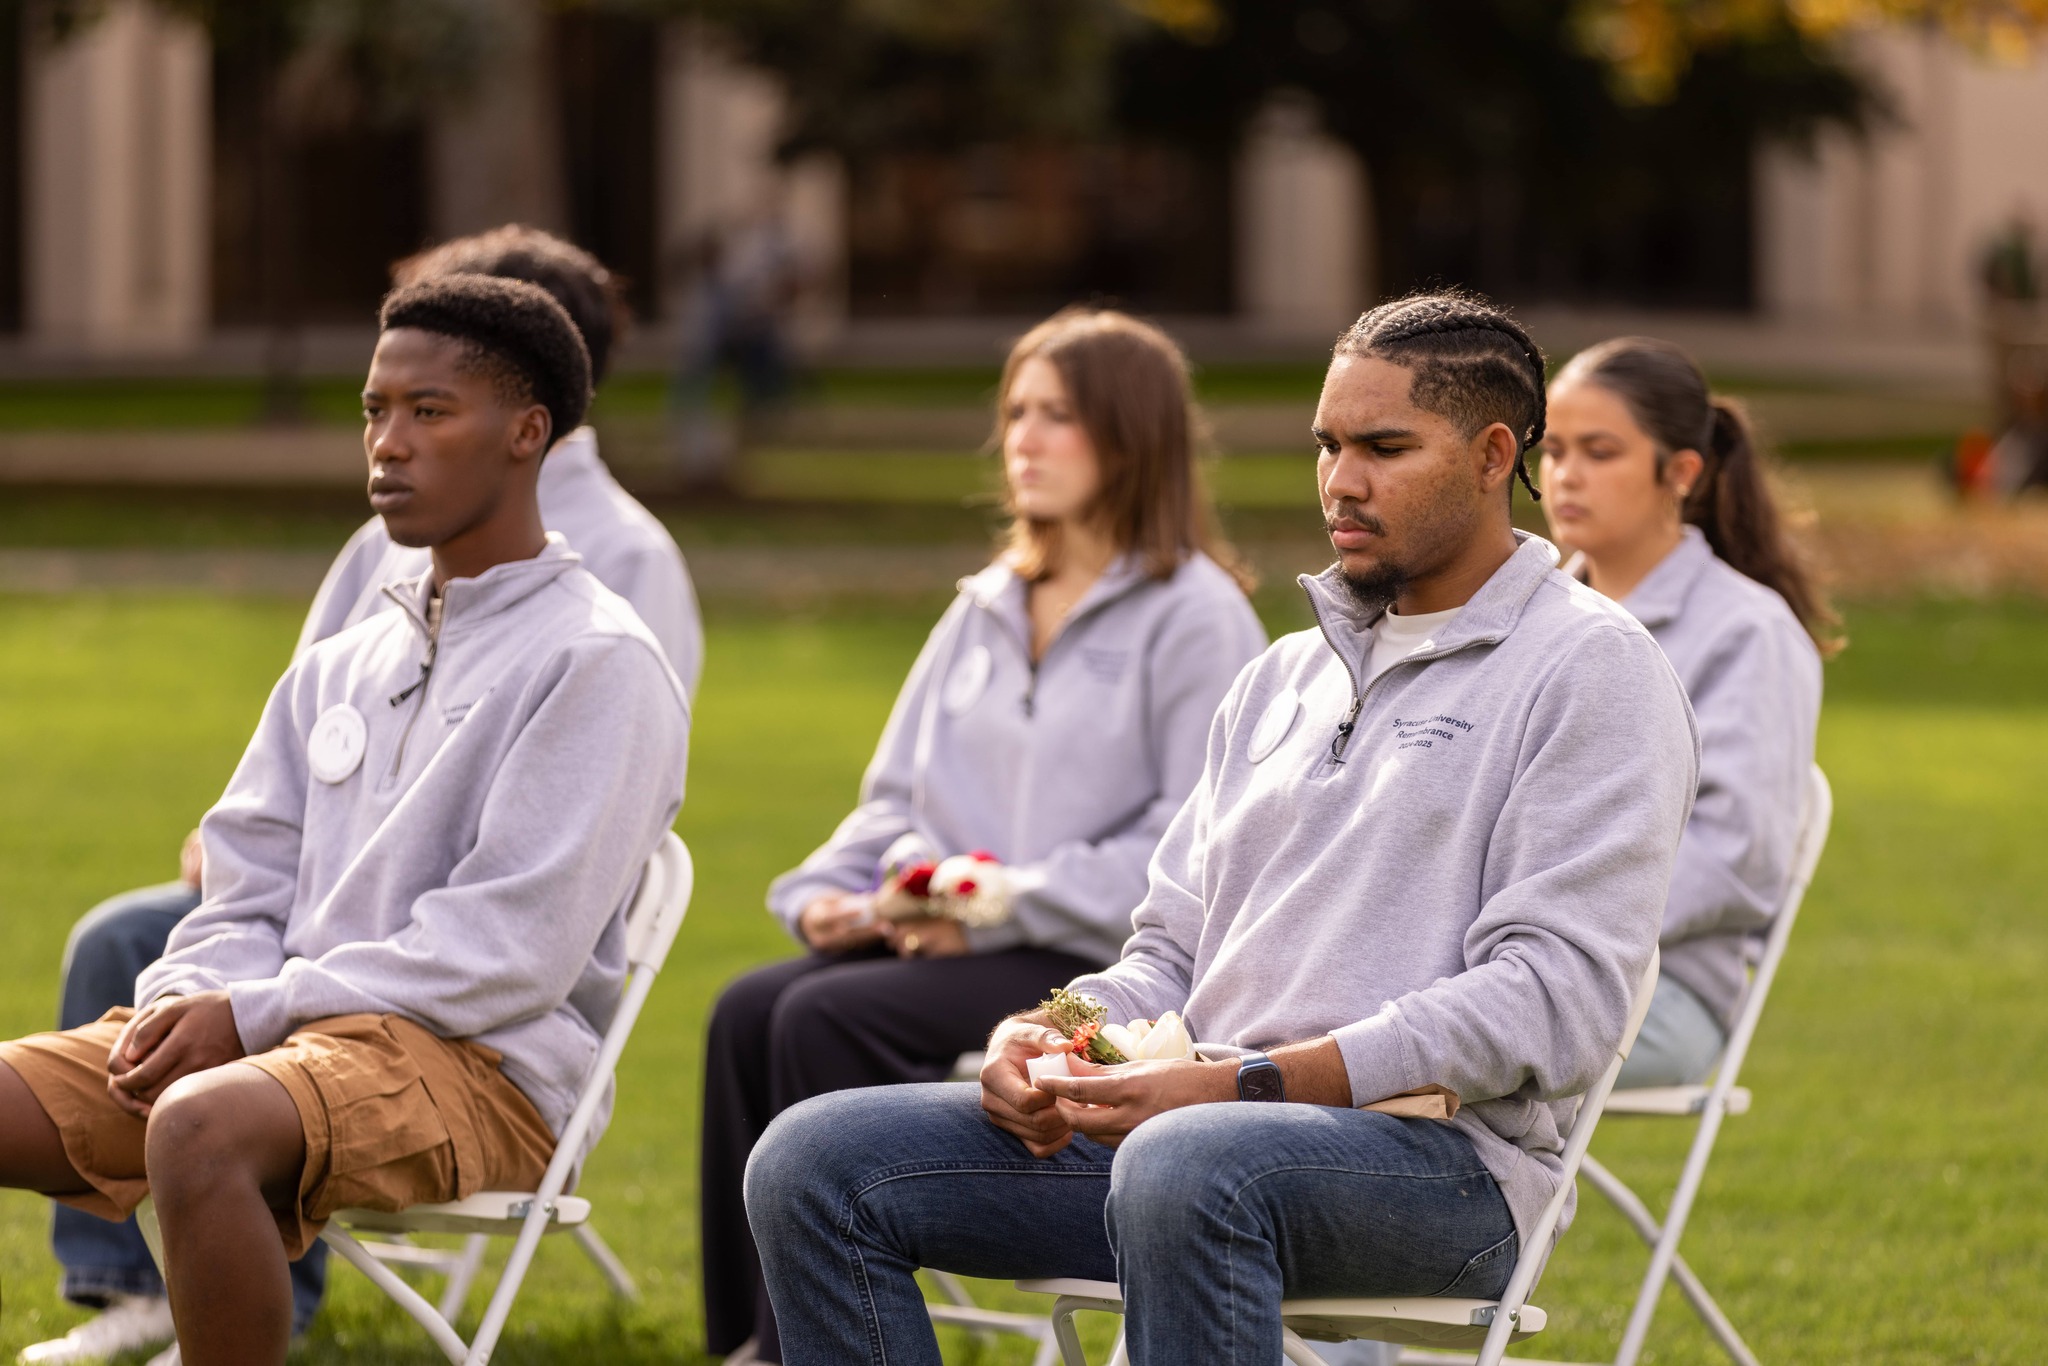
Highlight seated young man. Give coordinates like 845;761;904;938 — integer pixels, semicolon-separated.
0;274;689;1366
743;292;1700;1365
26;225;701;1366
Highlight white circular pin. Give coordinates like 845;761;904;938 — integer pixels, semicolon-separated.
943;645;992;716
1248;687;1301;763
307;703;368;785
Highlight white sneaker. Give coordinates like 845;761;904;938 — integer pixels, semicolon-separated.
17;1295;175;1364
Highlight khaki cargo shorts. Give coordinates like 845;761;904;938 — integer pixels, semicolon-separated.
0;1010;557;1257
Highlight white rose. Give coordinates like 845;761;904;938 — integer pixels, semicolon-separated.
1094;1013;1196;1063
1127;1011;1195;1061
930;853;1012;927
1097;1022;1143;1058
929;853;1002;897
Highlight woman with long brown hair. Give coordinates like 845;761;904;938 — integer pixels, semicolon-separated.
699;308;1267;1363
1540;335;1836;1089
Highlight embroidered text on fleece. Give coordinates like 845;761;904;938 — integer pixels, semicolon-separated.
1613;526;1822;1026
1065;533;1700;1257
767;552;1267;966
138;536;690;1165
296;427;705;696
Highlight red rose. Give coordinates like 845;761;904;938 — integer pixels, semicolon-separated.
969;850;999;862
956;878;978;895
900;862;936;897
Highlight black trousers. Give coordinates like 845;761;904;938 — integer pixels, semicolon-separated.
699;944;1097;1360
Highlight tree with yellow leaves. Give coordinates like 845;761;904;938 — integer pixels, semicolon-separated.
1574;0;2048;101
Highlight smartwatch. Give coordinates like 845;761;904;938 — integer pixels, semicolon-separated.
1235;1051;1287;1103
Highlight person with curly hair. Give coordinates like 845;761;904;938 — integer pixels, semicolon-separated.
0;275;689;1366
742;292;1700;1365
21;227;699;1366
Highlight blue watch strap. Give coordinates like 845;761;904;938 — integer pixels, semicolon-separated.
1236;1051;1286;1103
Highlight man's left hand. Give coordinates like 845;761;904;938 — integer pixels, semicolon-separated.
105;990;247;1118
1034;1057;1240;1147
884;916;969;959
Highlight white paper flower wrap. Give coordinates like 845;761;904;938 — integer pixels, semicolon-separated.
1026;1011;1197;1085
867;841;1014;927
1097;1012;1196;1062
927;853;1013;927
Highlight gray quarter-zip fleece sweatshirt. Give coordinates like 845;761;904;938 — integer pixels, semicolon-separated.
1065;533;1700;1256
138;536;689;1165
297;427;705;696
767;552;1267;966
1607;527;1822;1026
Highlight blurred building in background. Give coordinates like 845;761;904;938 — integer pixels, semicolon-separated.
1;1;2046;362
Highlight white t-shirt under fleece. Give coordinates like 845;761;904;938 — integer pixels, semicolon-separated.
1367;603;1461;684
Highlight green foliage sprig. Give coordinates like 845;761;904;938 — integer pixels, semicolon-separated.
1040;988;1128;1064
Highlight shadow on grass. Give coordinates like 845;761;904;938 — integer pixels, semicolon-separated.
295;1303;712;1366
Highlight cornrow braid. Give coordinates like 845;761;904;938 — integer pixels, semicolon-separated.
1334;291;1548;502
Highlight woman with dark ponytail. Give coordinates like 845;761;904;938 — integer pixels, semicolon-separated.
1540;336;1836;1087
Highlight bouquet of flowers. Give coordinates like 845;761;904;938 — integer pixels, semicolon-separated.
865;834;1014;928
1026;987;1196;1083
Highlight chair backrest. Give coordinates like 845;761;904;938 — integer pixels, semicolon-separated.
1725;765;1832;1038
624;831;694;973
1615;944;1662;1066
1479;947;1660;1348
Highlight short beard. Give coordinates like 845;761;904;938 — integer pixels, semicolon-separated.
1337;561;1408;615
1325;500;1408;614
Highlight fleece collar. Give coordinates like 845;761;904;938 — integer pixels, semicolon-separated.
1299;530;1563;668
380;532;583;639
1618;526;1714;630
536;426;603;505
958;551;1154;645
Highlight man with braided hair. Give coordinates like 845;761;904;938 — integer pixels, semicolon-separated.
744;291;1700;1365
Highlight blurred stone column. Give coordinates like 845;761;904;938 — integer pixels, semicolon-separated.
1236;92;1371;341
657;23;846;348
25;0;209;355
1755;25;2048;330
426;0;567;240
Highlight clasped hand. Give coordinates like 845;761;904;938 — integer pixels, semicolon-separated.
104;990;247;1118
979;1015;1234;1156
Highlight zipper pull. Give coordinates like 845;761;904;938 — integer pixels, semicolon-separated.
1329;695;1364;764
389;635;439;707
390;661;431;707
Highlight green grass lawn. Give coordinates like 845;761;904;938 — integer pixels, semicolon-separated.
0;594;2043;1363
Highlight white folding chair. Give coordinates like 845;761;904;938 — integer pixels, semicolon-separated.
916;1051;1064;1366
1016;949;1664;1366
1529;765;1831;1366
318;832;696;1365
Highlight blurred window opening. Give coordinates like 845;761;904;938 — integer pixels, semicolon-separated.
846;142;1230;317
208;43;427;328
555;10;659;322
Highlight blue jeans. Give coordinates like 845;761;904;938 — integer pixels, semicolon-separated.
50;883;329;1333
1614;974;1727;1090
744;1083;1518;1366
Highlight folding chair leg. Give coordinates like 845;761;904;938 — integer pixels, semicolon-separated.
322;1228;470;1366
1049;1296;1093;1366
925;1269;999;1348
435;1235;490;1322
1582;1156;1760;1366
571;1224;639;1300
1282;1328;1333;1364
